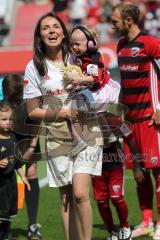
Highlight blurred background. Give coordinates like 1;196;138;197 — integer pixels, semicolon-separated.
0;0;160;94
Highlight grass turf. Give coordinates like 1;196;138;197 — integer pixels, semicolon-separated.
11;165;157;239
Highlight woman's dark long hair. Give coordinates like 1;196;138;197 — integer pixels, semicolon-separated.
33;12;70;76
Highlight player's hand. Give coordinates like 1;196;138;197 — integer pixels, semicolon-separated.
148;109;160;126
133;168;145;183
0;158;9;168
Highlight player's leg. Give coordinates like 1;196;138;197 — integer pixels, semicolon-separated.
126;121;155;238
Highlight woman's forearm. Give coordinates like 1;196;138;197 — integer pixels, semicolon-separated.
26;98;59;122
27;107;59;122
25;97;78;122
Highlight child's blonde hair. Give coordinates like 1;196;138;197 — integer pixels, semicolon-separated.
0;102;12;113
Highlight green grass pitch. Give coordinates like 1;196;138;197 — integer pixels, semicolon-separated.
11;162;156;240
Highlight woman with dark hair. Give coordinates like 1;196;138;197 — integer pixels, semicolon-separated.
23;12;103;240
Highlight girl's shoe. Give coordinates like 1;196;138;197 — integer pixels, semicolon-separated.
28;223;42;240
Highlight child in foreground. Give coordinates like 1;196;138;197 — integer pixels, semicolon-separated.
0;103;38;240
2;73;42;240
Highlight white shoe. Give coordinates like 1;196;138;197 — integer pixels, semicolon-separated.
28;223;42;240
107;231;118;240
119;227;132;240
153;224;160;240
131;222;154;238
69;140;87;156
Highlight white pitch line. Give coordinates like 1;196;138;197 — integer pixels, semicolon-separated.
39;177;48;188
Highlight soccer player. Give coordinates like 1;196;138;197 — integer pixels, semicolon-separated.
111;3;160;239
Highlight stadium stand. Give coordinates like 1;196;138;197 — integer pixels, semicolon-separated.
0;0;16;46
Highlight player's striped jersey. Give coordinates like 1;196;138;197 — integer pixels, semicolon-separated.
117;32;160;121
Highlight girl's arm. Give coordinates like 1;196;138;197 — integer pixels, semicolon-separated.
19;134;39;162
17;167;31;191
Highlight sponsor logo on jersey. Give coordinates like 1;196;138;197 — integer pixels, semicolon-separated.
46;89;66;96
131;47;140;57
112;184;120;192
120;65;139;71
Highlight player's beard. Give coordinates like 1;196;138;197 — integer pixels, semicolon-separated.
120;27;129;37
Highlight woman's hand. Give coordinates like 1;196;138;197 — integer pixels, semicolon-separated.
149;108;160;126
58;107;78;121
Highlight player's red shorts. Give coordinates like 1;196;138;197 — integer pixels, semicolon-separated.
92;165;124;201
125;120;160;169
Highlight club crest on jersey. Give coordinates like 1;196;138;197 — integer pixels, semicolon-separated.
131;47;140;57
151;156;158;165
87;64;98;76
112;185;120;193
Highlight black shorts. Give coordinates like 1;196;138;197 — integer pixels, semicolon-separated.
0;172;18;220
